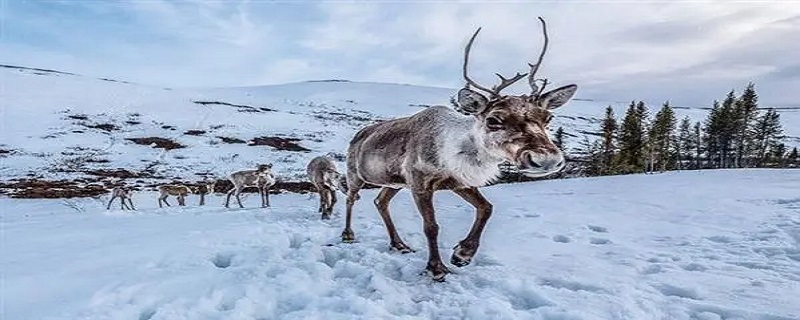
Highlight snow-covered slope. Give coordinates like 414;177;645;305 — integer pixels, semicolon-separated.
4;65;797;191
3;169;799;319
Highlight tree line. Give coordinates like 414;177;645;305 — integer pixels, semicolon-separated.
568;83;796;177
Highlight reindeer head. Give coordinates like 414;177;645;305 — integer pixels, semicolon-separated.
205;180;216;194
324;169;342;190
257;163;273;173
456;18;577;177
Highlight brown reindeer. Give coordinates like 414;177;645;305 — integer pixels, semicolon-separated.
158;184;192;208
341;18;577;281
107;187;135;210
198;180;216;206
225;164;276;208
306;156;342;219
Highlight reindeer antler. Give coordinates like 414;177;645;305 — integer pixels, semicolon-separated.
528;17;550;98
463;26;540;98
463;28;495;96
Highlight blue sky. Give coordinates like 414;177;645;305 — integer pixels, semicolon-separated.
2;1;800;106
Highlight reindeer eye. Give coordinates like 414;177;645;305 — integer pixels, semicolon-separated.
486;116;503;130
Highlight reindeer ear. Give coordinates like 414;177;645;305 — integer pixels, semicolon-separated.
456;88;489;115
540;84;577;110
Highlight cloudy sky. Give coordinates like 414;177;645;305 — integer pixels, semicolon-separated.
2;1;799;106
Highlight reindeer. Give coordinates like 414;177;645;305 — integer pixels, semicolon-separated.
106;187;135;210
225;164;276;208
306;155;342;219
197;180;216;206
340;18;577;281
157;184;192;208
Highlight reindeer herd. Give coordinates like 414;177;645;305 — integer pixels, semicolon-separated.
106;18;577;282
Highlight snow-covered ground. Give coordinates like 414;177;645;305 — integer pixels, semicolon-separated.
3;169;799;320
3;65;798;188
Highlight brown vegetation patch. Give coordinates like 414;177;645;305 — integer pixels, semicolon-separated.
0;179;108;198
126;137;186;150
249;136;310;152
83;168;142;179
84;123;119;132
193;100;276;112
184;130;207;136
67;114;89;120
218;136;246;144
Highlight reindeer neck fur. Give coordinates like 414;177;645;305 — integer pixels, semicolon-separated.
434;107;504;187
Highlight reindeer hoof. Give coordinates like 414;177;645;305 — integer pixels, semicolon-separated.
451;243;475;267
321;214;331;220
426;263;451;282
341;229;355;243
391;242;415;254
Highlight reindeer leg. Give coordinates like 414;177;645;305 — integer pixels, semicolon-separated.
162;196;171;207
225;189;234;208
121;198;128;210
450;187;493;268
328;188;337;216
265;187;271;207
199;193;205;206
107;195;117;210
320;190;331;219
375;187;413;253
259;187;266;208
341;183;363;243
127;198;136;210
317;187;324;214
235;188;244;208
412;189;449;282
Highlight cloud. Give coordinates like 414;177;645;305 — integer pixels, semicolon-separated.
1;1;799;106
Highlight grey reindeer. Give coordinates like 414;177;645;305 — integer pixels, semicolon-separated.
225;164;276;208
339;18;578;281
306;155;342;219
107;187;135;210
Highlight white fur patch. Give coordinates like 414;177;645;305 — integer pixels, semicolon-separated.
436;109;504;187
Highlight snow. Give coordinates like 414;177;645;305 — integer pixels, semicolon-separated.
3;169;800;320
3;66;798;187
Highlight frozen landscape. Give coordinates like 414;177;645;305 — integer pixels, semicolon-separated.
2;65;798;192
3;169;800;320
2;66;800;320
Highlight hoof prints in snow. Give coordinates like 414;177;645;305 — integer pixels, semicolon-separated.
212;253;234;269
552;235;571;243
587;225;608;233
138;309;156;320
589;238;611;245
654;283;701;300
537;278;608;294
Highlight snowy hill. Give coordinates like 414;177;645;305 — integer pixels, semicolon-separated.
3;64;797;196
3;169;799;319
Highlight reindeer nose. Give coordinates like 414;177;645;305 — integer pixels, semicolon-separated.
523;151;565;172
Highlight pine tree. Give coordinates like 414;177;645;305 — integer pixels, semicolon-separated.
788;147;799;167
771;143;788;167
576;135;603;176
554;127;566;150
734;83;759;167
618;101;647;173
676;116;693;169
751;108;784;166
693;121;704;168
649;102;677;172
600;106;618;174
719;90;738;168
704;100;723;168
